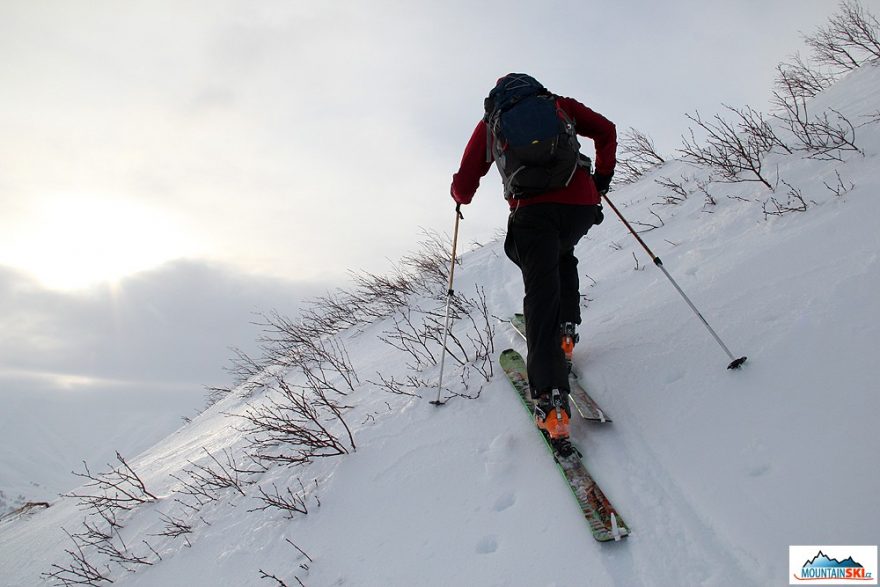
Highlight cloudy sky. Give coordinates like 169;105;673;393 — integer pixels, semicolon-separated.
1;1;840;402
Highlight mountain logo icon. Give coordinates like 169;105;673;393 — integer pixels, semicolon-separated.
790;546;877;584
803;551;865;569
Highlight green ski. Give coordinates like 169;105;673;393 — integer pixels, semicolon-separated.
499;348;629;542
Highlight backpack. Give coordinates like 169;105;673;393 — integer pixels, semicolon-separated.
483;74;583;199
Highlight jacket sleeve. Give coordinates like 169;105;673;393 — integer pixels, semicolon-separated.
558;97;617;176
451;121;494;204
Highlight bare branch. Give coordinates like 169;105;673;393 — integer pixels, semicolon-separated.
239;378;355;468
678;107;775;189
154;513;194;547
823;170;856;197
773;52;835;103
654;175;690;205
42;529;114;586
248;480;312;518
65;453;157;513
763;179;809;218
367;373;427;398
170;448;248;511
259;569;290;587
617;127;666;184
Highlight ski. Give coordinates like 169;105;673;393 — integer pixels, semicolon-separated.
499;349;629;542
509;313;611;423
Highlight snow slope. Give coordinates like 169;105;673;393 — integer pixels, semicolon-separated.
1;64;879;587
0;385;203;517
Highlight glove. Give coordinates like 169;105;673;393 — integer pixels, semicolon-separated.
594;203;604;225
592;172;613;195
450;183;473;205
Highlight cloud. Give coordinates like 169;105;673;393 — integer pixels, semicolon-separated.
0;0;841;290
0;260;326;389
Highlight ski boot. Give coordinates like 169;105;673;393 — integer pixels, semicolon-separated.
535;389;574;456
560;322;580;373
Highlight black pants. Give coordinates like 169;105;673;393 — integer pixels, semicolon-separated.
504;203;600;397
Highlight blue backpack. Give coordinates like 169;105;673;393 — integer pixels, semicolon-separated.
483;74;583;199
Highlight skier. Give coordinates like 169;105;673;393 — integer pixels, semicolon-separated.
451;73;616;442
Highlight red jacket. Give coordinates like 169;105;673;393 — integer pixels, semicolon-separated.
451;96;617;208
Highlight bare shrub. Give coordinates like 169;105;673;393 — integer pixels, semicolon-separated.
65;452;157;513
398;228;458;296
823;170;856;196
379;307;440;369
155;512;194;547
654;175;691;205
239;378;355;468
461;285;496;382
772;98;863;161
731;105;792;155
90;531;154;571
772;51;863;161
46;452;161;584
252;311;358;394
248;479;315;518
679;106;776;189
695;176;717;210
345;270;418;320
617;127;666;184
43;529;114;586
0;501;50;523
804;0;880;75
630;209;666;233
378;284;494;373
44;500;160;585
171;448;248;511
763;179;809;218
774;52;835;102
367;373;428;398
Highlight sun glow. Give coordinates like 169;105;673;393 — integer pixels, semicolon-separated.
4;193;196;290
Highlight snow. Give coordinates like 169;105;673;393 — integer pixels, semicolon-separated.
0;385;203;517
2;63;880;587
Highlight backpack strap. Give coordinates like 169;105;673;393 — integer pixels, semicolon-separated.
485;122;493;163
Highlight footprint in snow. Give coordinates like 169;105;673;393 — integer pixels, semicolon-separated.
664;368;686;384
747;463;771;477
493;492;516;512
476;535;499;554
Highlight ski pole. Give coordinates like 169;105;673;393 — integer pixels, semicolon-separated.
602;194;747;370
431;204;464;405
